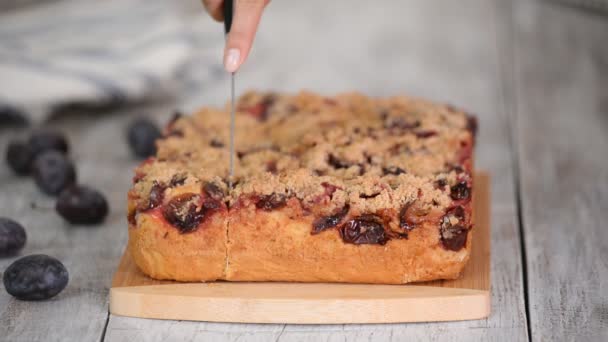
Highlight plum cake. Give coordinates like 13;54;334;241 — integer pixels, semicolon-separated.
127;91;477;284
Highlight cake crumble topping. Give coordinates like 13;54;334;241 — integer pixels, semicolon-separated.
128;91;476;249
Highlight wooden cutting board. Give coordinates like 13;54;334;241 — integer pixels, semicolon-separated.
109;172;490;324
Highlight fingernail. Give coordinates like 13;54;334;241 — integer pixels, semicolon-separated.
224;48;240;73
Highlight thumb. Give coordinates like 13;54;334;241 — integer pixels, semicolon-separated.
223;0;269;72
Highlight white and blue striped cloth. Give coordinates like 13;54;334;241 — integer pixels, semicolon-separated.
0;0;201;121
553;0;608;11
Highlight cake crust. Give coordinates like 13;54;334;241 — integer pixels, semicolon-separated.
227;198;471;284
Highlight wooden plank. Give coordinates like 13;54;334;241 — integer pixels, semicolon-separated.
110;284;489;324
0;136;122;341
0;101;177;342
105;0;529;340
0;0;529;340
512;1;608;341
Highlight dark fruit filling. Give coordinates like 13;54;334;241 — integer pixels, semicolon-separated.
201;197;221;211
144;175;192;211
382;166;406;176
440;206;468;251
399;205;415;232
447;206;466;221
440;224;468;251
327;154;351;169
203;182;225;201
340;215;388;245
0;217;27;256
415;130;438;138
312;205;350;234
359;192;381;199
450;181;470;200
256;193;287;211
447;164;465;173
246;104;267;120
148;182;166;209
244;95;277;121
32;151;76;195
56;185;109;224
434;179;448;190
388;143;415;156
210;139;224;148
266;160;278;174
169;174;187;187
3;254;69;301
398;202;429;236
162;192;223;233
162;193;205;232
133;171;146;184
321;182;339;199
385;117;421;131
127;117;161;158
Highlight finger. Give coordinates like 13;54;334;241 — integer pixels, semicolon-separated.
202;0;224;21
223;0;269;72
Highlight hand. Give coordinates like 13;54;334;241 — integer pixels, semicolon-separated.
202;0;270;72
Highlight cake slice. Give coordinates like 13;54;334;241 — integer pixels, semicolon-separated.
127;91;477;284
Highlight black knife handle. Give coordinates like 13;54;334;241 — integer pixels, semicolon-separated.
223;0;234;34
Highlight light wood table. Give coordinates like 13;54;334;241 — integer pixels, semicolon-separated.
1;0;606;341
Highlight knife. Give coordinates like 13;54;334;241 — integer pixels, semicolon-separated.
223;0;235;188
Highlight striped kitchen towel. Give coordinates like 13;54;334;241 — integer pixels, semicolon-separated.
0;0;199;122
549;0;608;12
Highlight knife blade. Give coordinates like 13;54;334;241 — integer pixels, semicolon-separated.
223;0;235;188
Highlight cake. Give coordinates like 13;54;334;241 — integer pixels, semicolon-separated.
127;91;477;284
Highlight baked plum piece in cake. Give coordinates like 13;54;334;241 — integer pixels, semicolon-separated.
127;91;477;284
